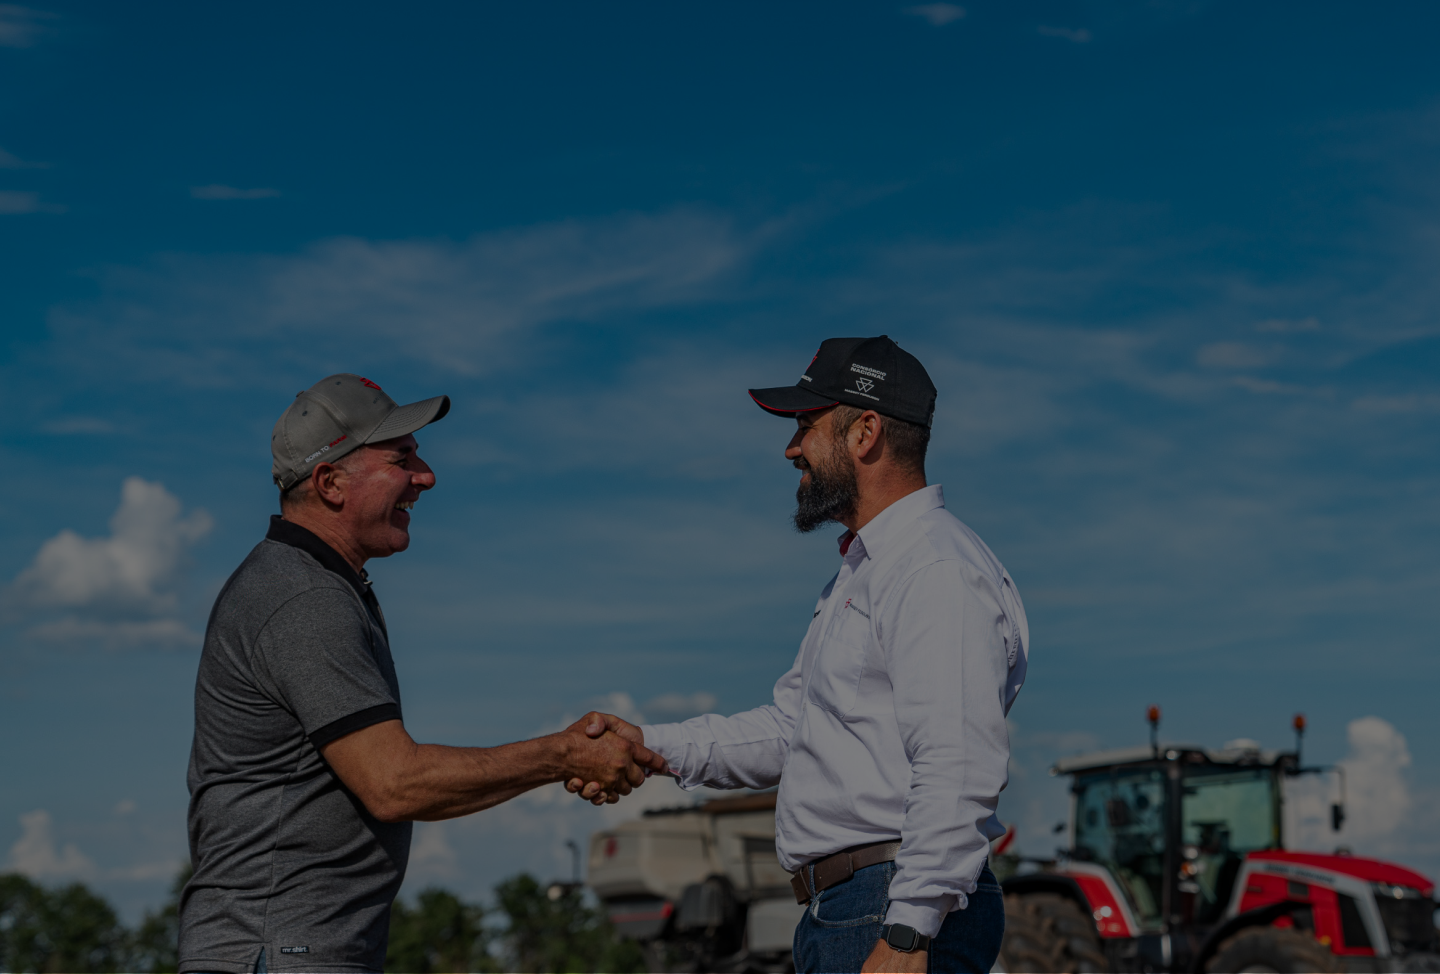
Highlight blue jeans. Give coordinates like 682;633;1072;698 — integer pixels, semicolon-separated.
792;860;1004;974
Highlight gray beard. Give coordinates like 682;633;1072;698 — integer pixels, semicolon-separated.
792;453;857;533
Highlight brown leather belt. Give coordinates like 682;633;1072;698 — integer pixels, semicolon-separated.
790;840;902;905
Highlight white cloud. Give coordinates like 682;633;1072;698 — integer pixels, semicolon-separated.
0;4;52;48
906;4;965;27
8;810;95;880
1286;716;1422;857
1037;25;1092;43
10;478;211;646
190;184;281;200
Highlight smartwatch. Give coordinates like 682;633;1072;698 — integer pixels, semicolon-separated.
881;923;932;953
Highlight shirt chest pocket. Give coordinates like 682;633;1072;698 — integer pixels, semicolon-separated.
807;601;872;717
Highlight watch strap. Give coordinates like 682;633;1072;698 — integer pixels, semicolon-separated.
881;923;932;953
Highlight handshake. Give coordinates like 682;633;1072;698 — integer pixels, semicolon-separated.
557;711;670;806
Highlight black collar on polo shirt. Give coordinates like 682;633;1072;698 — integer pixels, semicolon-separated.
266;515;386;632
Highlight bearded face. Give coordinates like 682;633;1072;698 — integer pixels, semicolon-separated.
792;423;858;533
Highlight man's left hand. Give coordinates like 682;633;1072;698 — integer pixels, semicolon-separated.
860;940;928;973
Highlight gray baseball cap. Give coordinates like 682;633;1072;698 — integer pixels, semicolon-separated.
271;374;450;490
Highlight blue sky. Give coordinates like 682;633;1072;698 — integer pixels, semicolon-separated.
3;1;1439;921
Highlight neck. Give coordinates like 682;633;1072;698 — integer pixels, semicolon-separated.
841;473;928;534
282;509;368;573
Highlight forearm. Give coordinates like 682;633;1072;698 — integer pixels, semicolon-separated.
391;737;569;820
642;706;791;790
332;728;574;823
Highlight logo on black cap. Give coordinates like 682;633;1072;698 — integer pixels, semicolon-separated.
748;335;937;427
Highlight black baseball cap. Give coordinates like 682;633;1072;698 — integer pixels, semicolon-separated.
749;335;937;428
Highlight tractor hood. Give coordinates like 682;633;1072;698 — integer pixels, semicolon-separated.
1247;850;1434;895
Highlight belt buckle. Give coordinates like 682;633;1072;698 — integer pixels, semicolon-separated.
790;870;811;905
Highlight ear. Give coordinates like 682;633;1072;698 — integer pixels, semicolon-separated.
312;461;347;507
851;410;885;461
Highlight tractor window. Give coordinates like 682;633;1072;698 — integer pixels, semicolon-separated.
1073;770;1167;928
1182;767;1279;923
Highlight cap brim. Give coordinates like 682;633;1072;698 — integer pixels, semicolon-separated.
366;395;451;442
748;385;839;417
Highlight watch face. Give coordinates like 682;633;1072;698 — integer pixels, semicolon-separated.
886;924;919;951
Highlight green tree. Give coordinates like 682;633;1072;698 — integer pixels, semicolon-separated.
128;861;192;973
386;887;495;973
0;872;129;973
492;874;644;974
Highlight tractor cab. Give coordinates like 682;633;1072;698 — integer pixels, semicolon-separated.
1062;740;1289;933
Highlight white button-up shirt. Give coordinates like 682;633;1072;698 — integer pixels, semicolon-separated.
641;485;1028;937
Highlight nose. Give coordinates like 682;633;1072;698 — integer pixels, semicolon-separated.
785;428;805;459
412;454;437;490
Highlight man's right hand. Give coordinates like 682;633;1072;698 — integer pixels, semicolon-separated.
559;712;664;804
564;712;654;803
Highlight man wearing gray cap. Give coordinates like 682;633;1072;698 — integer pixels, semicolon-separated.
180;374;663;974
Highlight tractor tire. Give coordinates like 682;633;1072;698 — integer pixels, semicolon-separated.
998;892;1108;974
1204;925;1341;974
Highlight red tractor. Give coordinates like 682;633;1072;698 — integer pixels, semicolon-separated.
997;710;1439;973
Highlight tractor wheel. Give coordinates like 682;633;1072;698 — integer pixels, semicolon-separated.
998;892;1108;974
1204;925;1341;974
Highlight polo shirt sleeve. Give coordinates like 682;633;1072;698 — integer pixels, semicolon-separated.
251;585;401;749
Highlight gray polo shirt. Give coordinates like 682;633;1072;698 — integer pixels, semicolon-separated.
180;517;411;974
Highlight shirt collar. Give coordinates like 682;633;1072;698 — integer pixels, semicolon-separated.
840;484;946;562
266;515;375;603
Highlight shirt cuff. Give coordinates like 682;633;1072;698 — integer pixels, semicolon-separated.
883;895;957;940
638;723;697;789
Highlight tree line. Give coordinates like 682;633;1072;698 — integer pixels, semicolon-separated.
0;867;645;973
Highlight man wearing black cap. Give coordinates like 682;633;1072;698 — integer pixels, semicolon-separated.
580;338;1029;972
180;374;663;974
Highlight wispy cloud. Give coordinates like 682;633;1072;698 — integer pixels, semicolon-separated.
0;189;63;214
906;4;965;27
1196;341;1273;369
190;184;281;200
1038;25;1092;43
0;145;49;169
52;208;767;381
644;691;719;720
0;4;54;48
40;416;115;435
1255;316;1320;333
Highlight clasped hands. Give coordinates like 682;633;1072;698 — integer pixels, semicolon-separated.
560;711;667;806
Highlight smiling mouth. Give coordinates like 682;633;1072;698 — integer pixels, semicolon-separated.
394;501;414;511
